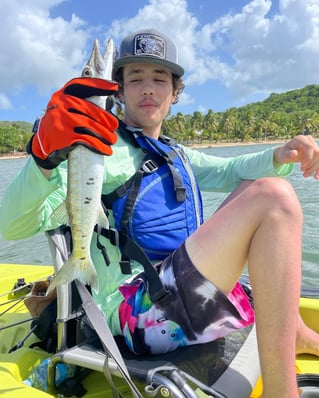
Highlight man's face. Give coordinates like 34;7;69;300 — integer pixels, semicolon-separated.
119;63;176;138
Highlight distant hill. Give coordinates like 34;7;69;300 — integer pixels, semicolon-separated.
1;84;319;126
1;84;318;151
0;120;33;132
0;121;33;154
240;84;319;114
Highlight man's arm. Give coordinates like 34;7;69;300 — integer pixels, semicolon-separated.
0;158;67;240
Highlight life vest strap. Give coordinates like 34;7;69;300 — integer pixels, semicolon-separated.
96;225;174;306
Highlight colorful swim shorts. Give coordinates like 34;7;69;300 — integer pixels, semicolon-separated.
118;242;255;355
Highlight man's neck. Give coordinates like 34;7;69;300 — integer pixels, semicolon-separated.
142;130;160;139
122;119;161;140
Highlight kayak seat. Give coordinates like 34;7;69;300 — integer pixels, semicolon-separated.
47;317;259;397
45;227;260;398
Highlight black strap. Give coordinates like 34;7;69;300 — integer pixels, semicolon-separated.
99;123;178;306
102;155;162;210
75;280;143;398
96;225;111;266
120;236;174;306
135;135;187;203
97;227;173;306
119;169;144;233
102;154;167;297
109;122;186;204
101;174;137;210
45;225;142;398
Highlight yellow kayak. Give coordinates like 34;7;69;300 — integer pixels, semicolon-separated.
1;263;319;398
0;264;121;398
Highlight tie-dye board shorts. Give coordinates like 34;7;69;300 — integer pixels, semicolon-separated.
118;242;255;355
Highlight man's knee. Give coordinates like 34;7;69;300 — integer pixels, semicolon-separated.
252;178;302;220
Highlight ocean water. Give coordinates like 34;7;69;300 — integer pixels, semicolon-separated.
0;144;318;287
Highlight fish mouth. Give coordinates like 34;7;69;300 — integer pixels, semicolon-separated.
82;38;114;80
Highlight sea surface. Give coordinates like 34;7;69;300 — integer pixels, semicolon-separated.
0;144;318;287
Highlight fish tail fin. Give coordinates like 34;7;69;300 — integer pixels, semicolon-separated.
47;256;98;295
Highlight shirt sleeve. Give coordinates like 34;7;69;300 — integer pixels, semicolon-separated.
0;157;68;240
182;146;294;192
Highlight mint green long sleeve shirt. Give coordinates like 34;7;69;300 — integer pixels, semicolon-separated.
0;133;293;334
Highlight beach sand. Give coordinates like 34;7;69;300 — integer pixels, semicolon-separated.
185;140;286;149
0;152;28;160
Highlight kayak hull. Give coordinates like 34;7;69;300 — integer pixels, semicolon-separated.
1;263;319;397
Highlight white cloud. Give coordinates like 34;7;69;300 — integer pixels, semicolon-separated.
0;0;90;96
178;92;195;107
106;0;319;106
1;0;319;117
0;94;12;110
106;0;199;70
188;0;319;101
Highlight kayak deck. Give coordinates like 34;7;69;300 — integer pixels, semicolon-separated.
1;263;319;397
0;264;129;397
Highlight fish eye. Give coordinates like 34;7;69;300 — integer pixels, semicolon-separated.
82;67;93;77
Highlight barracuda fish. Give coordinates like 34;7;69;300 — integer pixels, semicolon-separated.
47;39;115;294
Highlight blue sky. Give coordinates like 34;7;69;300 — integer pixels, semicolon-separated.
1;0;319;123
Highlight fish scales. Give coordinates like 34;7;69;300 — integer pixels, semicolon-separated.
47;39;115;293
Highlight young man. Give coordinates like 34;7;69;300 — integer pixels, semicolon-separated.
1;28;319;397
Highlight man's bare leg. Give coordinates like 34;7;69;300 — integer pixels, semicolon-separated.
185;177;303;397
218;180;319;358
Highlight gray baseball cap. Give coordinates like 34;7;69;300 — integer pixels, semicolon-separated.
113;29;184;77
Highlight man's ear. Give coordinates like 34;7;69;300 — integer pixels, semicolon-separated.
171;95;178;105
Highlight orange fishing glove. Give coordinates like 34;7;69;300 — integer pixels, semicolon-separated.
27;77;119;169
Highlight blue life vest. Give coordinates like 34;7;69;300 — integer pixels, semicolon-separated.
102;122;204;261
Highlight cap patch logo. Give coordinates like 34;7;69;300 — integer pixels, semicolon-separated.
134;33;166;59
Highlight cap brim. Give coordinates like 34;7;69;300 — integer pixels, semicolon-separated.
113;55;184;78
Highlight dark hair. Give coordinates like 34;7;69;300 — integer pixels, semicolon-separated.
113;67;185;106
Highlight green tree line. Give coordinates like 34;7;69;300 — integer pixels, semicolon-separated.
0;121;33;154
1;84;319;154
161;84;319;144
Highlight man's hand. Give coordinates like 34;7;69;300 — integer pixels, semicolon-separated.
274;135;319;179
27;77;119;169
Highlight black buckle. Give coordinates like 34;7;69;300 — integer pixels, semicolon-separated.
176;187;187;202
120;260;132;275
142;159;158;173
116;183;130;198
151;289;174;306
108;228;120;246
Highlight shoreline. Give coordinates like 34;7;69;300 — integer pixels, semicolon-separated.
0;140;286;160
186;139;286;149
0;152;28;160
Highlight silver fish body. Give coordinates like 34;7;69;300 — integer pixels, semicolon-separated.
47;38;115;293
